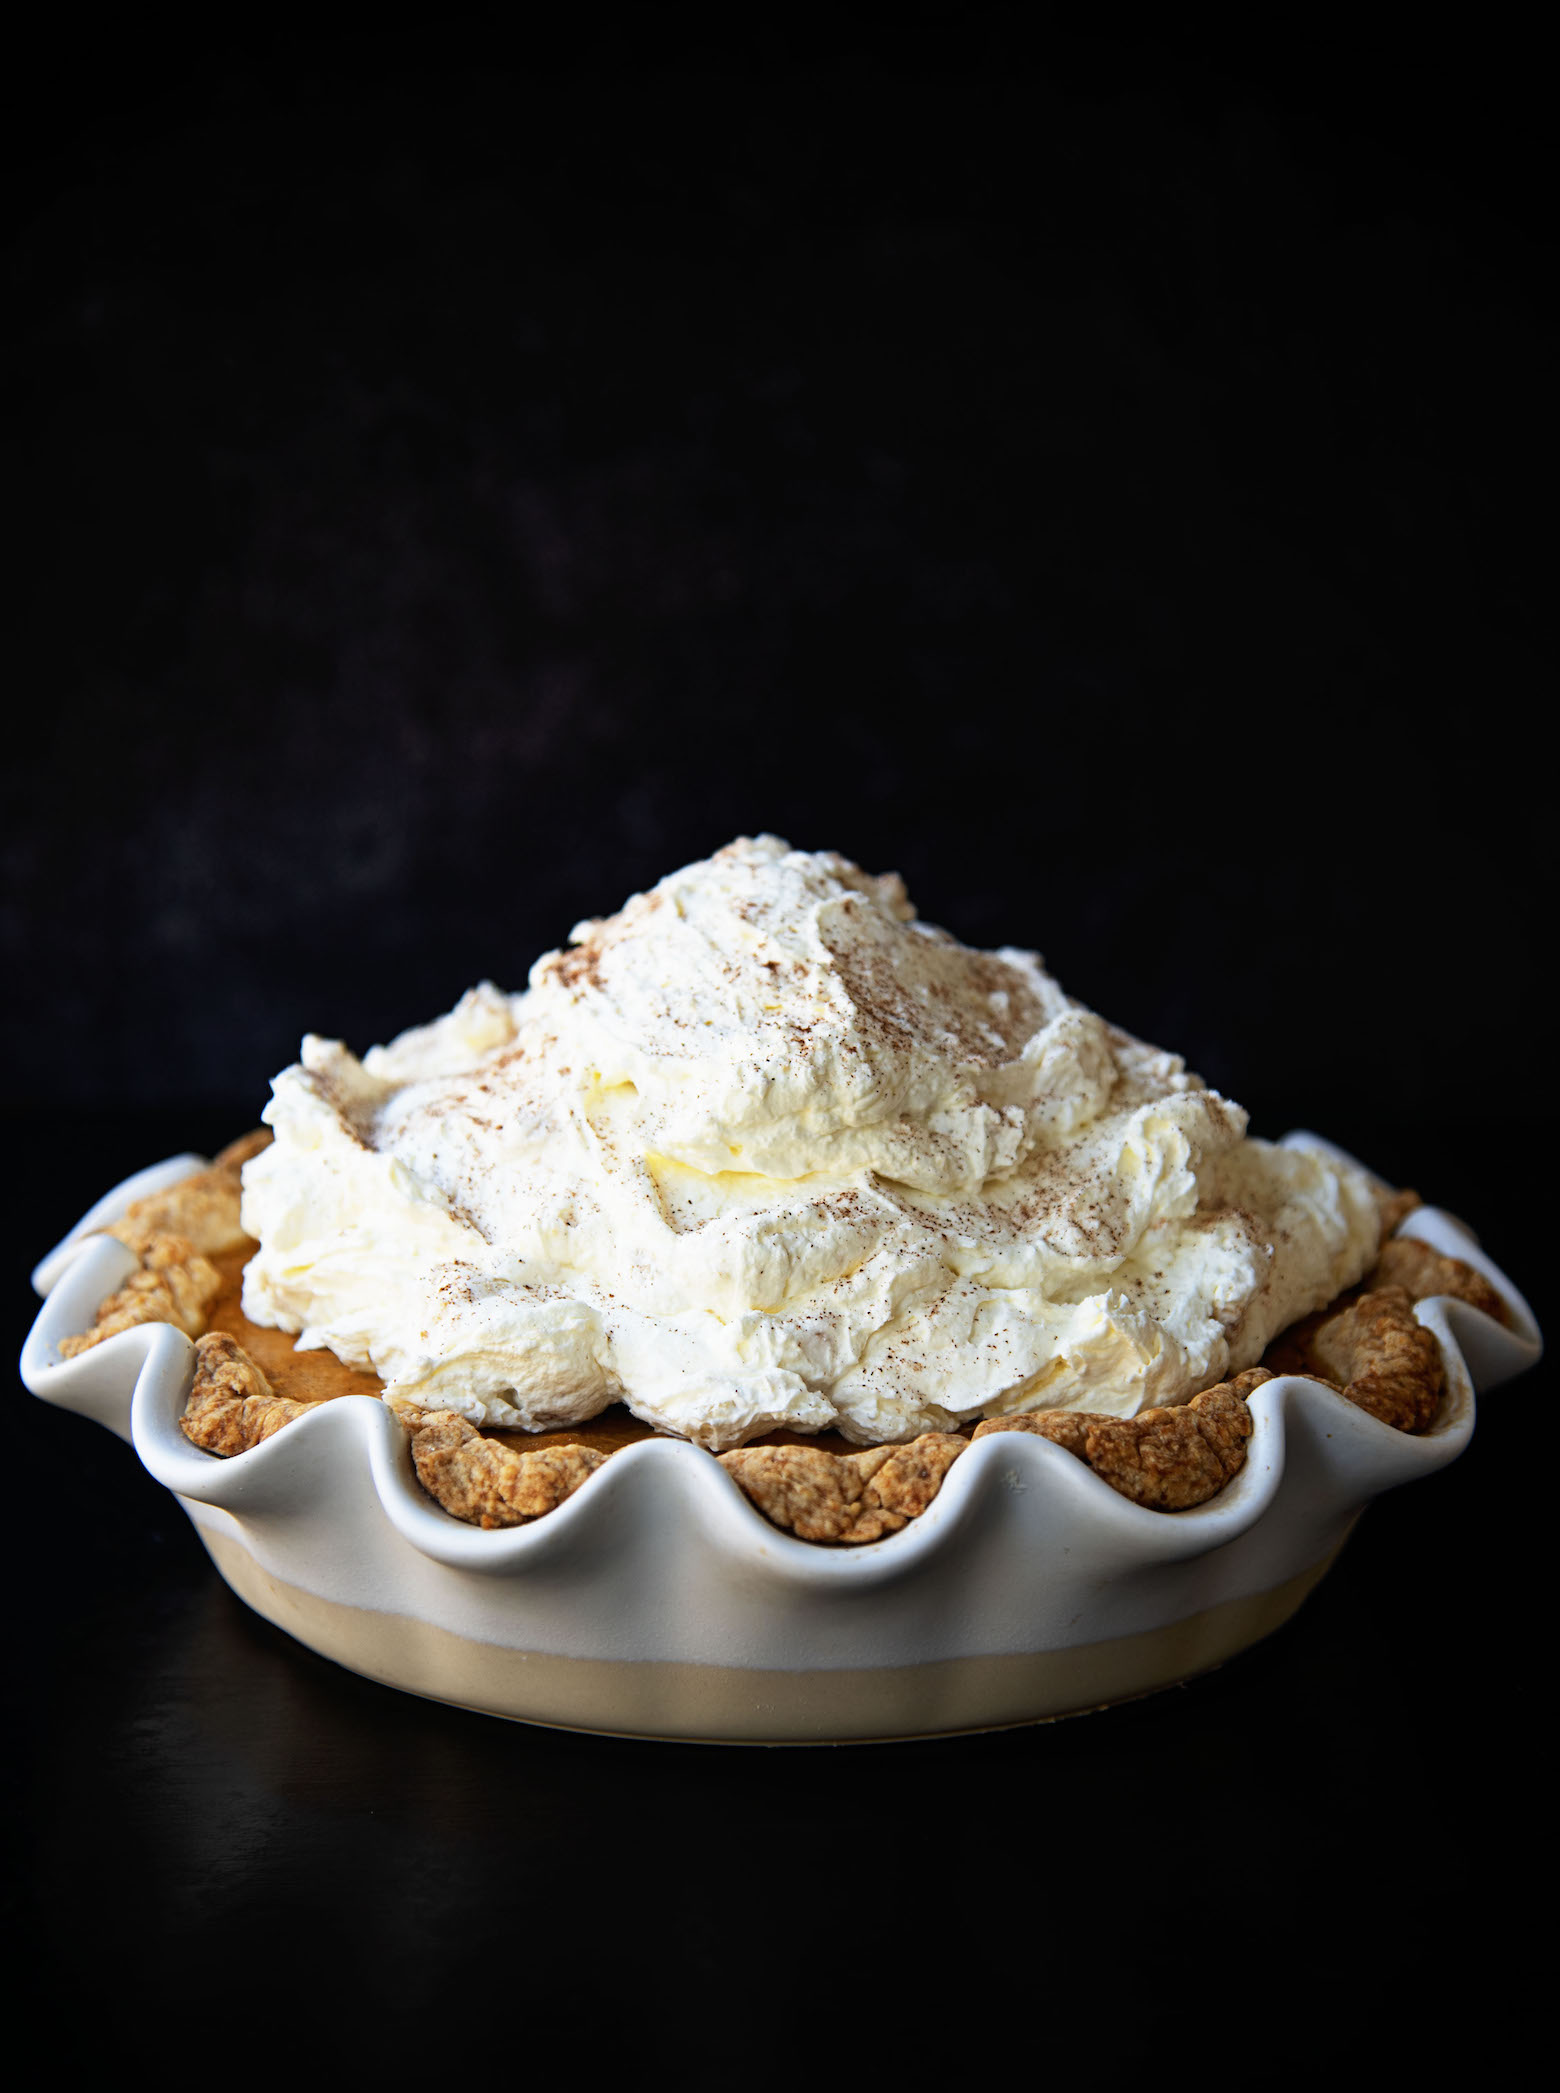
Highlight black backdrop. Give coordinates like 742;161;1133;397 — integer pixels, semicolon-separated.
6;24;1549;2077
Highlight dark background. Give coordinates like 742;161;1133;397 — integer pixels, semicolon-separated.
6;20;1549;2077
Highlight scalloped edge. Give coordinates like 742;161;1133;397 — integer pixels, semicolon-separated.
22;1139;1541;1592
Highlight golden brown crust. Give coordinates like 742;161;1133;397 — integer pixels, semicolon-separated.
100;1128;268;1258
396;1405;607;1529
1309;1286;1445;1433
1374;1185;1423;1239
972;1370;1265;1511
212;1129;273;1172
1262;1227;1493;1430
180;1331;330;1455
1369;1235;1507;1323
63;1132;274;1356
58;1232;222;1356
716;1432;967;1544
105;1169;249;1257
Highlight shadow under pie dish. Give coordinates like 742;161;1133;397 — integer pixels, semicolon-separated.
20;838;1545;1740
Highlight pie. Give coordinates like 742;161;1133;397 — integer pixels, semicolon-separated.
48;841;1521;1547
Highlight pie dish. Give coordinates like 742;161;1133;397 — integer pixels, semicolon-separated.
22;1132;1540;1741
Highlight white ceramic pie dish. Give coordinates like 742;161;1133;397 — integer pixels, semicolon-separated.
22;1133;1541;1743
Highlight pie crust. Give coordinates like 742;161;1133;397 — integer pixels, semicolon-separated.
59;1130;1509;1545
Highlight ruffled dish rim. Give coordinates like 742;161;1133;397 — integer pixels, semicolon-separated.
22;1131;1542;1590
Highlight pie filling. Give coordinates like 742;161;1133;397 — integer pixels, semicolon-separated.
58;1132;1508;1545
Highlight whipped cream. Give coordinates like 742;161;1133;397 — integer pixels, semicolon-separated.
240;837;1381;1448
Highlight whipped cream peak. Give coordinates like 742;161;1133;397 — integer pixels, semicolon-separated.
240;838;1380;1449
521;834;1180;1194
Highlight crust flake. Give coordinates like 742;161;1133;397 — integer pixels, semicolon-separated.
62;1130;274;1356
716;1432;967;1544
1374;1185;1423;1238
1309;1286;1445;1433
396;1405;607;1529
1263;1227;1494;1430
181;1331;329;1454
58;1233;221;1357
104;1131;268;1257
212;1129;273;1172
1369;1235;1506;1323
972;1370;1265;1510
